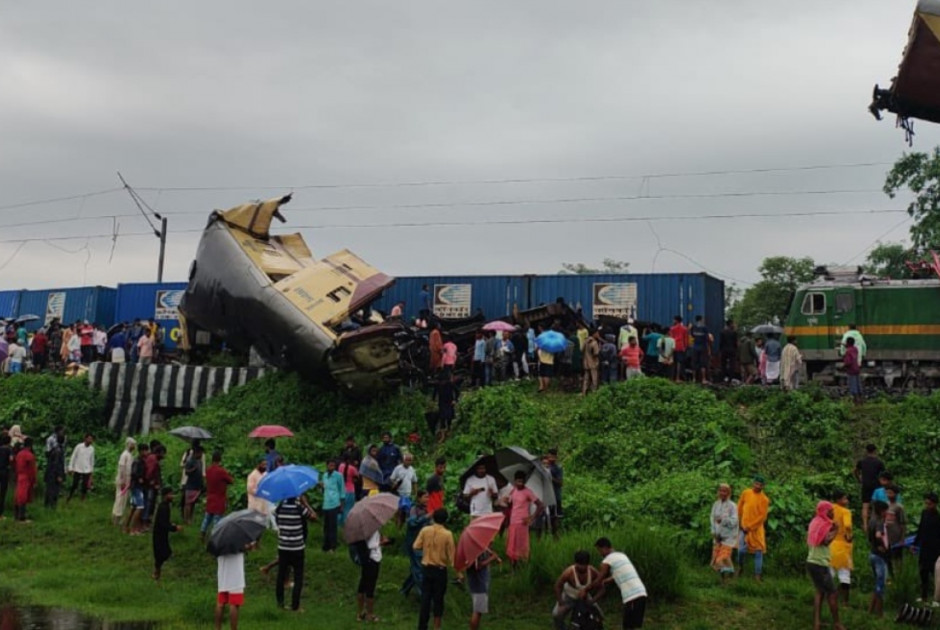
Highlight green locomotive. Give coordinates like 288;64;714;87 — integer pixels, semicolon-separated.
785;266;940;387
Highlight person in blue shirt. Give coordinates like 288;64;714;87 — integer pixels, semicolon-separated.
641;327;663;376
472;332;486;387
377;432;402;485
419;285;432;321
264;439;280;473
690;316;711;384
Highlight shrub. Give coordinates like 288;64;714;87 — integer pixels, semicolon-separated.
0;374;106;441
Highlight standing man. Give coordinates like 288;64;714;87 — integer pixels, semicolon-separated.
841;324;866;365
718;320;738;382
202;451;235;541
377;432;403;488
472;331;486;387
419;284;432;321
738;333;758;384
854;444;885;529
737;475;770;581
390;453;418;527
274;495;317;611
182;446;205;525
780;336;802;391
619;337;644;380
462;462;499;518
426;457;447;514
669;316;688;383
321;459;345;552
829;491;854;606
710;483;739;580
137;329;155;365
690;316;710;385
763;334;783;385
30;328;48;372
843;337;863;404
585;537;648;629
125;443;150;534
0;434;11;519
546;448;564;538
246;459;268;514
914;491;940;604
581;328;601;395
414;508;456;630
112;437;136;526
79;320;95;364
67;433;95;503
441;335;458;380
44;425;66;508
428;324;443;376
641;327;662;377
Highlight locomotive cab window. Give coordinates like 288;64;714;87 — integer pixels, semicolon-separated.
834;293;854;314
801;292;826;315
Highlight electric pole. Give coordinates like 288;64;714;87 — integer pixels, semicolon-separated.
157;216;167;282
117;171;167;283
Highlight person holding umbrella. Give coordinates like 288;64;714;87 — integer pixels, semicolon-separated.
467;547;502;630
208;510;266;630
274;495;318;611
345;493;400;623
455;512;505;630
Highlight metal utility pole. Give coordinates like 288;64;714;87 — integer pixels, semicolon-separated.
117;171;166;282
157;217;168;282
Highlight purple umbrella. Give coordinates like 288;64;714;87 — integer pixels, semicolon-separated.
482;321;515;333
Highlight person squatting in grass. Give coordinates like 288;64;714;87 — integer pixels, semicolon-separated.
553;550;604;630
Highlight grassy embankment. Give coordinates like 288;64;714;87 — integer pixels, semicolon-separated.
1;373;937;628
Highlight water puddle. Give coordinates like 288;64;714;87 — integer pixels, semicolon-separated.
0;605;156;629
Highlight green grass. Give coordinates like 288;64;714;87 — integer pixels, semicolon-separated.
0;494;923;629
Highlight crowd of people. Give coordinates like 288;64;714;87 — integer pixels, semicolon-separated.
0;424;651;630
1;318;164;374
709;445;940;630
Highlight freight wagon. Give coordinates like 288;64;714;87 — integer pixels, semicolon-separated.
114;282;188;351
373;273;725;335
13;286;116;331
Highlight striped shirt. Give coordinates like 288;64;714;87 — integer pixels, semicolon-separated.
604;551;647;604
276;500;312;551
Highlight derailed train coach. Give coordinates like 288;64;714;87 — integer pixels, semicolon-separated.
870;0;940;136
178;195;406;396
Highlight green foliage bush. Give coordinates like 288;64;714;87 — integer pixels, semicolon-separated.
0;374;106;440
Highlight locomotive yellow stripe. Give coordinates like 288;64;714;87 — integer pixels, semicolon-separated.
787;325;940;336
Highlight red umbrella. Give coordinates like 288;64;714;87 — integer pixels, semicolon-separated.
455;512;505;571
248;425;294;438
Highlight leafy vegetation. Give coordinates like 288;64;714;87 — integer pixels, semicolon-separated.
2;372;939;628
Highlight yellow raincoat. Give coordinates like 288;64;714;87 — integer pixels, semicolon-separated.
738;489;770;552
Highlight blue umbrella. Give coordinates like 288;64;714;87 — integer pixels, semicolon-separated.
536;330;568;354
256;464;319;503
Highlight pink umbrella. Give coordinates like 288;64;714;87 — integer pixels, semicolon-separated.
482;321;515;333
455;512;505;571
248;425;294;438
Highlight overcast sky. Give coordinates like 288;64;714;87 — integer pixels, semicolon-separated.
1;0;936;291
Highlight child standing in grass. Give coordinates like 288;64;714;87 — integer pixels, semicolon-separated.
217;543;257;630
153;487;181;580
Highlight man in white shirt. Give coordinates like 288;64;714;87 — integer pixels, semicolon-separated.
8;341;26;374
391;453;418;526
462;463;499;517
67;433;96;503
585;537;648;629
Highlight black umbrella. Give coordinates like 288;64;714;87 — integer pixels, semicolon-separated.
751;324;784;335
169;426;213;442
207;509;267;557
13;314;39;325
458;454;509;494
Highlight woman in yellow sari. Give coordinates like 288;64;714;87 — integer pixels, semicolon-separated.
737;475;770;580
829;490;853;605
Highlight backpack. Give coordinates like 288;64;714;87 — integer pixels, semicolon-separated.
570;600;604;630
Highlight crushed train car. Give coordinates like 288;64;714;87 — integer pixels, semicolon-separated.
178;194;408;395
870;0;940;138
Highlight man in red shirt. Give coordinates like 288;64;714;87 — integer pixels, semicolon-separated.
669;316;689;383
426;457;447;513
30;329;48;371
79;321;95;364
201;450;234;542
619;336;645;380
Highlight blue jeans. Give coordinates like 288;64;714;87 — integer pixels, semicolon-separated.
870;554;887;597
738;531;763;575
484;363;493;386
400;550;424;597
201;512;222;534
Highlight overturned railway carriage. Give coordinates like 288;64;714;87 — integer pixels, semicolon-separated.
786;271;940;386
871;0;940;133
178;195;404;395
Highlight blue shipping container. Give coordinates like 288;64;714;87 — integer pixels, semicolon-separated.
0;290;20;319
114;282;188;351
373;275;528;321
528;272;725;344
15;286;117;331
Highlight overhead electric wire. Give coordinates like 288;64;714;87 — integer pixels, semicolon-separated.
0;187;124;212
135;161;893;192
